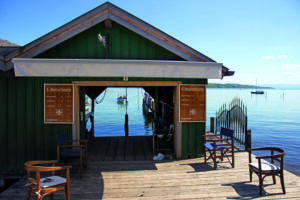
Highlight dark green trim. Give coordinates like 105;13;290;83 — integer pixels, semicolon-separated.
0;71;8;174
80;87;87;139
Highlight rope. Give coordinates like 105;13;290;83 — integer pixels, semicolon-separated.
125;87;129;136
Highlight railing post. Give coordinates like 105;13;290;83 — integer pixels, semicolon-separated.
215;113;218;133
245;129;252;151
210;117;215;133
226;110;230;129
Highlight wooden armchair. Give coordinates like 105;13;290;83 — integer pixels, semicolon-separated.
57;132;88;179
203;127;235;169
248;147;285;195
25;160;71;200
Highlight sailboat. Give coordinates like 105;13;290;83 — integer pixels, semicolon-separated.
251;79;264;94
251;90;264;94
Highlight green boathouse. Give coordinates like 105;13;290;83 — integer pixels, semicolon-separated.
0;2;233;179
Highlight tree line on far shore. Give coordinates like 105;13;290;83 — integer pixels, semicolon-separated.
208;83;273;89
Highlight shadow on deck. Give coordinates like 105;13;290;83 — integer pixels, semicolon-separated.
2;141;300;199
88;136;174;162
2;150;300;199
88;136;154;162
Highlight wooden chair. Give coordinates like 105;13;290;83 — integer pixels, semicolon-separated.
203;127;235;169
57;132;88;179
248;147;285;195
25;160;71;200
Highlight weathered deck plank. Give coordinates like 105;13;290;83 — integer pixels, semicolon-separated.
115;137;126;161
125;137;135;161
92;137;110;162
1;150;300;199
88;136;155;162
104;137;117;161
134;137;145;160
142;136;154;160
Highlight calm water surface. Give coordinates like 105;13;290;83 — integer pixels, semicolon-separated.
89;87;300;176
207;89;300;176
90;87;154;137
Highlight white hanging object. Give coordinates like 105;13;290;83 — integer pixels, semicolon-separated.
98;34;107;48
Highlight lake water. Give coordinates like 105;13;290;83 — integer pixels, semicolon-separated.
208;88;300;177
89;87;300;176
90;87;154;137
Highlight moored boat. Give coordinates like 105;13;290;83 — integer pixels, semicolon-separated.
251;90;264;94
143;92;154;115
117;96;128;104
251;78;264;94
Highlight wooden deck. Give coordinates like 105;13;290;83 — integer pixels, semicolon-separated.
1;149;300;199
88;136;154;162
88;136;174;162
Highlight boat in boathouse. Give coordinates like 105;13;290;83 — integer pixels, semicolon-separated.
0;2;234;181
117;96;128;104
143;92;154;115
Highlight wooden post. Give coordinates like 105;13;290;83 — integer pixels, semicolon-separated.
154;87;159;127
155;87;159;114
210;117;215;133
245;129;252;151
91;98;95;135
0;176;4;188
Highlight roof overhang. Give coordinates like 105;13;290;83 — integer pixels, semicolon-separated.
3;2;234;78
0;56;4;71
13;58;223;79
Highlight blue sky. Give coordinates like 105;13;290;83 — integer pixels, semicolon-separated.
1;0;300;86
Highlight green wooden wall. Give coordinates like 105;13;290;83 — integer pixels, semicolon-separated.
0;20;207;176
179;78;207;159
36;21;184;60
0;75;73;175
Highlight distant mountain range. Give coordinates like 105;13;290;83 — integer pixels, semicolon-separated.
208;83;273;89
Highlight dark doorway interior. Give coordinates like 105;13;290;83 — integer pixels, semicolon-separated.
84;86;175;161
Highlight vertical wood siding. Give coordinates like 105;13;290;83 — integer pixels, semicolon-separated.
0;75;207;175
0;72;8;174
180;79;207;159
0;20;207;175
36;21;184;61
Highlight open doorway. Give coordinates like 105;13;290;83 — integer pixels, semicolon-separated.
73;81;181;161
86;87;155;137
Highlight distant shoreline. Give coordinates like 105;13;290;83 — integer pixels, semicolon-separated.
207;83;273;89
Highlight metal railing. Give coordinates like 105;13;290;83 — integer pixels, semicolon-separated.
211;98;251;150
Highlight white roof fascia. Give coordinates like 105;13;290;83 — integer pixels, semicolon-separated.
13;58;222;79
